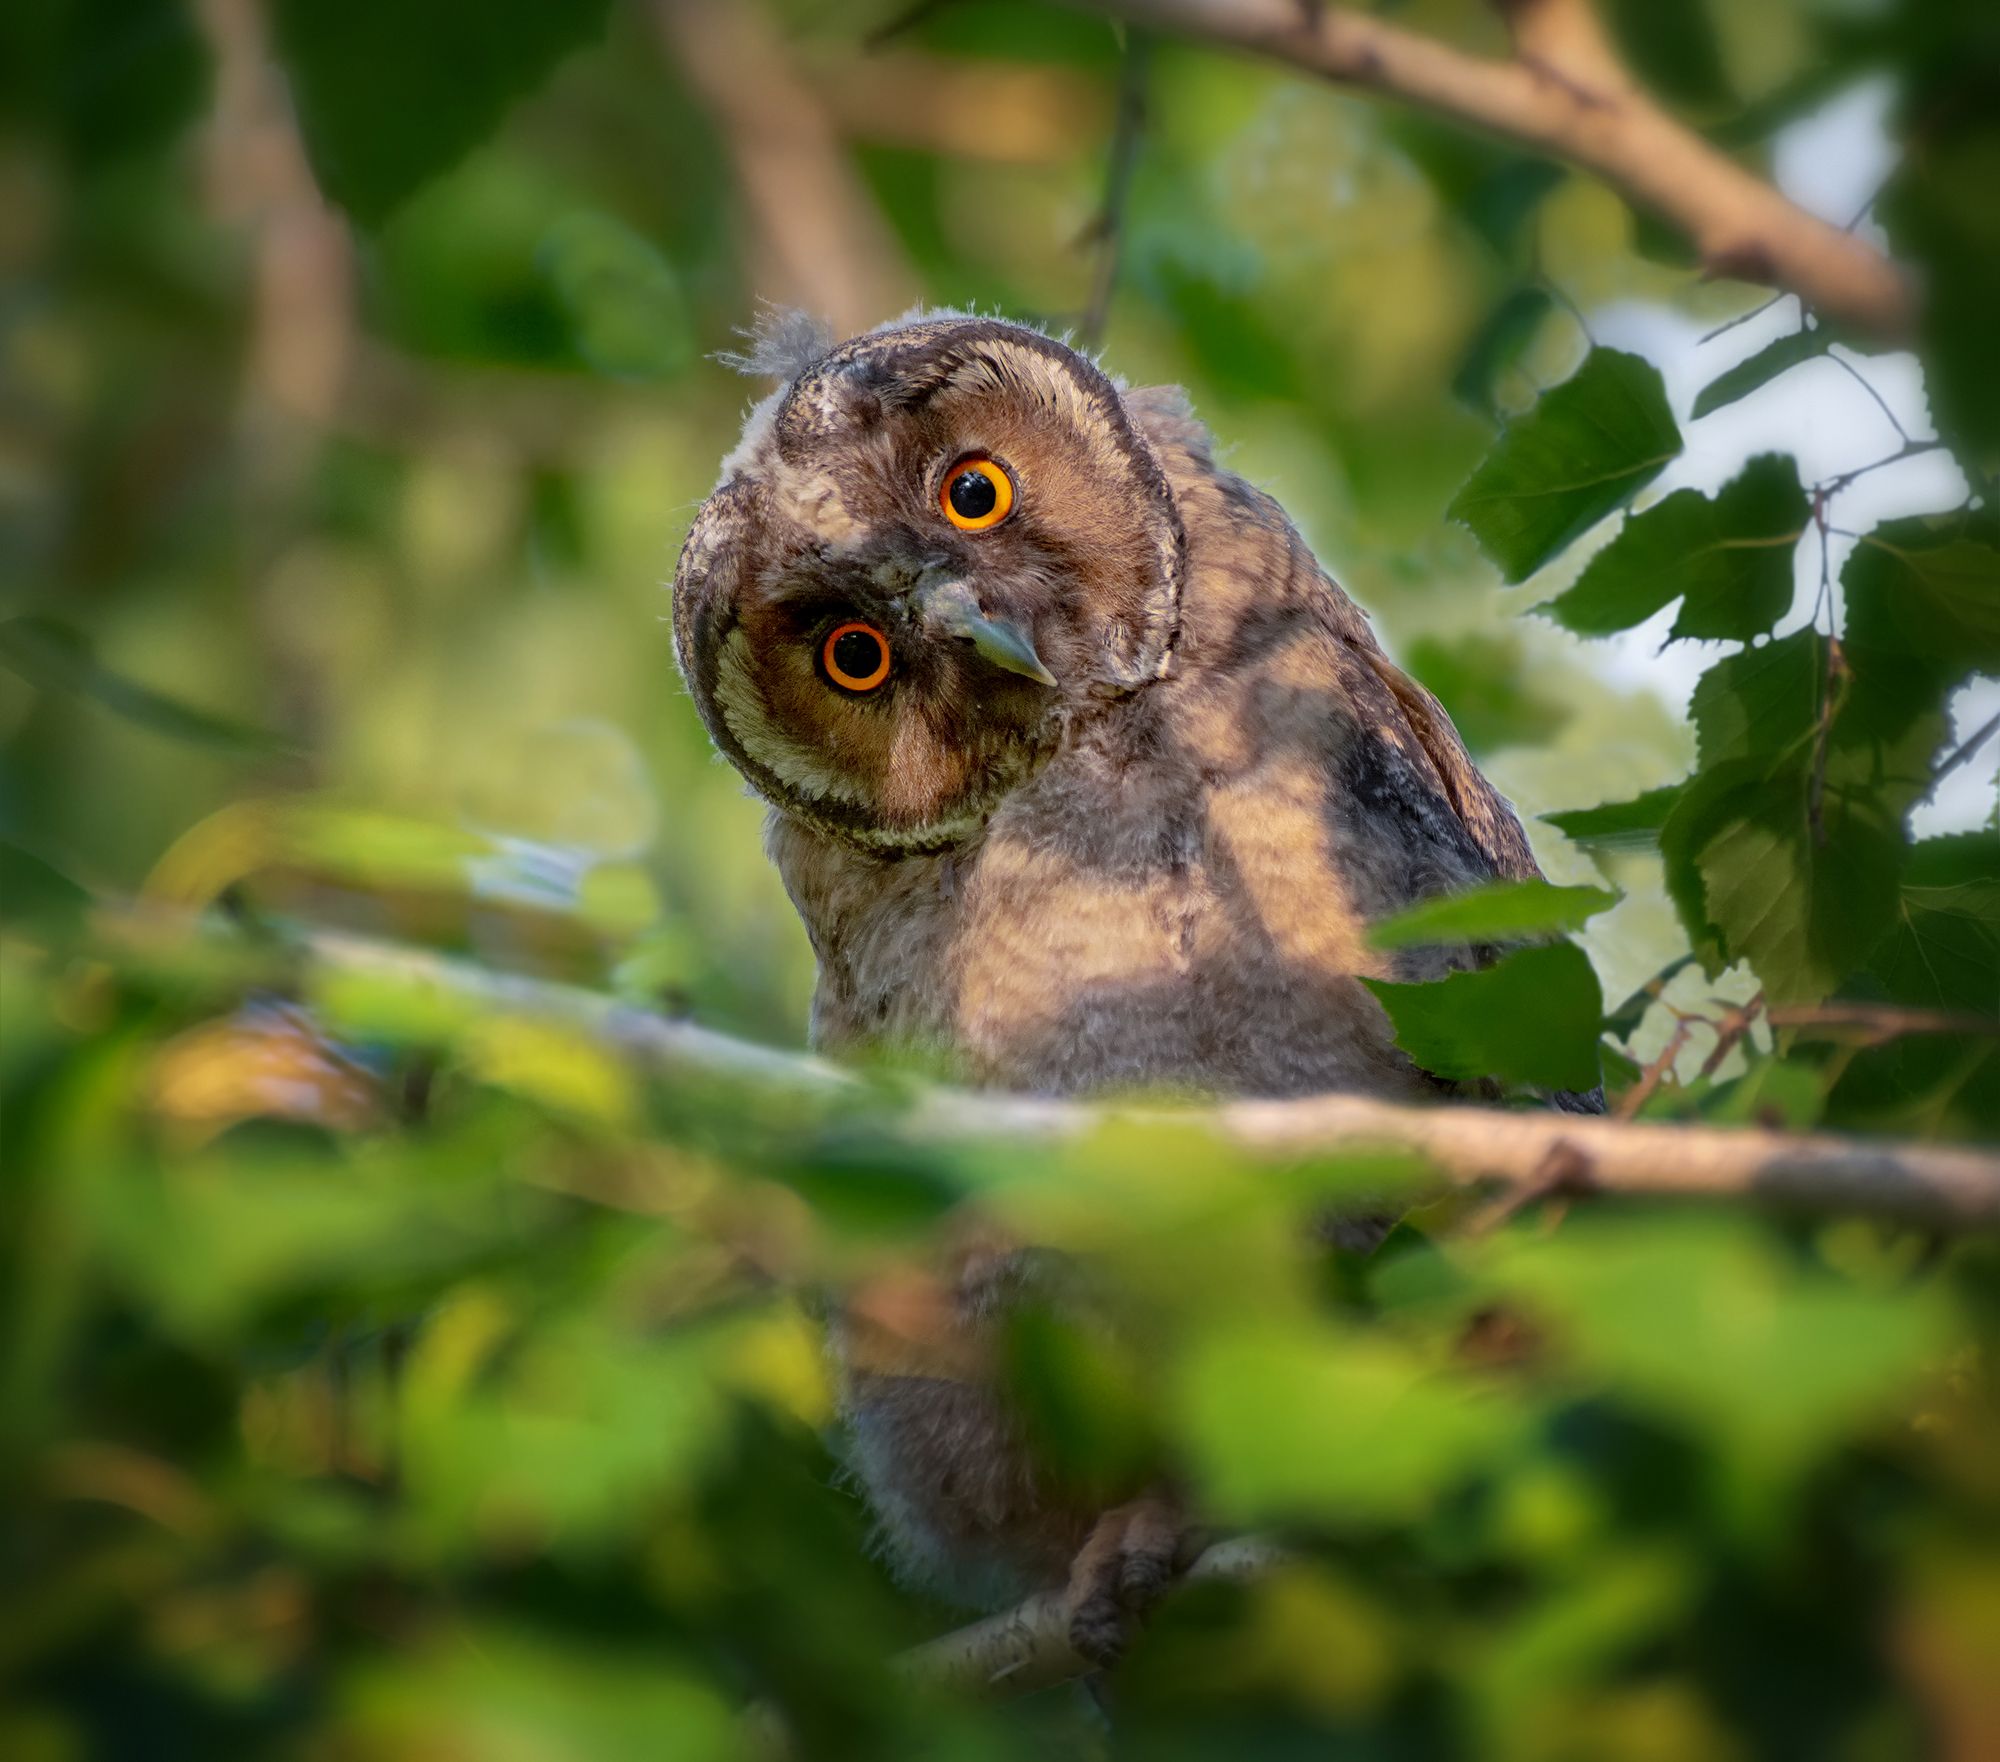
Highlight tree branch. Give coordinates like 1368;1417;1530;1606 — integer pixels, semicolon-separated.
651;0;918;337
266;924;2000;1229
895;1535;1286;1697
1051;0;1913;338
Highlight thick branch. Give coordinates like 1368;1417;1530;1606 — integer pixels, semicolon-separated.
287;926;2000;1229
1053;0;1913;338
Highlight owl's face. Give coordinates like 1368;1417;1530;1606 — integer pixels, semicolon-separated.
674;315;1185;853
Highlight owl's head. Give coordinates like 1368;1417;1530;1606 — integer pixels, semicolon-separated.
673;312;1185;854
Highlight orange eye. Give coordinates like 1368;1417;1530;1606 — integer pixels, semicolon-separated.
941;456;1014;531
821;620;891;692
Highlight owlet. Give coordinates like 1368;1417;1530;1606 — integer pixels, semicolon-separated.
674;310;1598;1658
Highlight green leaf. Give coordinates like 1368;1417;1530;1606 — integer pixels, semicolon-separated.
1660;631;1945;1004
1690;780;1903;1008
1481;1216;1947;1470
1602;0;1731;109
271;0;612;225
1690;330;1827;419
1538;454;1807;642
1688;630;1821;767
1451;285;1556;417
1363;942;1604;1091
1843;518;2000;680
1174;1324;1526;1524
1542;785;1683;853
1827;832;2000;1134
1602;954;1697;1041
1368;880;1619;951
538;212;694;381
1879;64;2000;467
0;616;297;756
1447;348;1682;584
1403;632;1571;756
0;842;91;931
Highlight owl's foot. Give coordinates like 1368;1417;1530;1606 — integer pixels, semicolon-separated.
1064;1494;1198;1669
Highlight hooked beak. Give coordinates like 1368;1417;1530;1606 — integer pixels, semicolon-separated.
918;579;1057;687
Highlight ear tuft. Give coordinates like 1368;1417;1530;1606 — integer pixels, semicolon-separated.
716;306;836;382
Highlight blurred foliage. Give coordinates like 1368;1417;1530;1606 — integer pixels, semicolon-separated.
2;0;1998;1756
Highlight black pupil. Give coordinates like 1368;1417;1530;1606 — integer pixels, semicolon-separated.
831;627;883;682
949;468;998;520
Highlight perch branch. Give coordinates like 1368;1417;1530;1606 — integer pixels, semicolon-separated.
896;1534;1287;1697
262;924;2000;1229
1053;0;1913;338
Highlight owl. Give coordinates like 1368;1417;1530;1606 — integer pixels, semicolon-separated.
674;309;1598;1662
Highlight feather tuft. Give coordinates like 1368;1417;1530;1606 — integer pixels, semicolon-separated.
715;306;836;382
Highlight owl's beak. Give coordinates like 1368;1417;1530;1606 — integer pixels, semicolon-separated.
918;579;1058;687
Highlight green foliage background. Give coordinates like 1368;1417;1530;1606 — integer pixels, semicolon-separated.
2;0;1997;1757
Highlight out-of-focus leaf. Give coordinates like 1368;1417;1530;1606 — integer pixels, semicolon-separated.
1602;954;1696;1041
1828;831;2000;1133
1602;0;1732;108
1879;53;2000;468
0;617;298;756
270;0;613;225
51;0;209;167
1691;329;1827;419
1538;454;1808;642
1363;942;1604;1091
0;842;90;930
1403;632;1571;755
1452;286;1556;416
1447;349;1682;583
1543;785;1684;853
1482;1216;1948;1469
1368;880;1619;951
538;211;693;381
341;1628;738;1758
1174;1324;1527;1524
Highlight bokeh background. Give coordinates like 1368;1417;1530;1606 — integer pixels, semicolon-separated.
8;0;1990;1054
4;2;1998;1758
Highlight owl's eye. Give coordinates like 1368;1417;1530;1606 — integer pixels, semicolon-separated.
821;620;892;693
941;457;1014;531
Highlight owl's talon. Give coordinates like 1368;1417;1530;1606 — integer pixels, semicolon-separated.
1064;1495;1191;1669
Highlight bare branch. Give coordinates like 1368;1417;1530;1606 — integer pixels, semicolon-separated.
235;922;2000;1230
652;0;918;337
1078;32;1153;350
1614;1015;1694;1119
1051;0;1914;338
896;1535;1287;1697
1769;1003;2000;1045
1930;709;2000;792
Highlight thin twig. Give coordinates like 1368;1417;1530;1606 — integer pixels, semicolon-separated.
1818;439;1945;499
1825;348;1911;444
1929;709;2000;792
1699;292;1789;346
1049;0;1913;336
1615;1015;1694;1119
1769;1002;2000;1045
1078;32;1152;351
1807;634;1848;850
1696;994;1765;1082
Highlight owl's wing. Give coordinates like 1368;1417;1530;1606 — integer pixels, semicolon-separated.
1355;647;1541;884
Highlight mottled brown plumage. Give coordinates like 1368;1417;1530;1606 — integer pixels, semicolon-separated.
674;310;1594;1655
